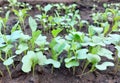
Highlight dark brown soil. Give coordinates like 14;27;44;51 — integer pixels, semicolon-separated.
0;0;120;83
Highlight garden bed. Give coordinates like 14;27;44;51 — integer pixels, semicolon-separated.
0;0;120;83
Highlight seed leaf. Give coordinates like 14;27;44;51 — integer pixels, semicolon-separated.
22;51;47;73
97;48;113;60
64;57;76;63
115;46;120;58
10;30;22;42
44;4;52;13
77;49;88;59
35;34;48;46
95;62;114;70
52;28;63;38
3;56;16;66
45;59;60;68
29;16;37;32
15;43;28;54
87;53;101;64
65;60;79;68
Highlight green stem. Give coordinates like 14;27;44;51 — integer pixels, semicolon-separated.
0;70;3;77
51;66;54;74
72;66;76;75
6;66;12;79
81;61;89;75
32;64;35;77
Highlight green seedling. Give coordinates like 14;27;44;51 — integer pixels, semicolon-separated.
43;4;53;15
0;30;22;78
92;8;120;36
0;11;10;34
13;9;29;32
107;34;120;72
64;32;86;74
29;16;48;52
45;28;63;72
35;14;48;32
22;51;47;76
8;0;18;10
46;36;66;73
36;5;42;11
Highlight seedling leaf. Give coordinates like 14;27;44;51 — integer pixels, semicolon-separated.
45;59;60;68
95;62;114;70
29;16;37;32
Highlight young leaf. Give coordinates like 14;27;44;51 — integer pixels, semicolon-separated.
36;52;47;65
15;43;28;54
29;16;37;32
95;62;114;70
87;54;101;64
115;46;120;58
3;56;16;66
77;49;88;59
52;28;63;38
22;51;47;73
53;42;66;54
45;59;60;68
10;30;22;42
43;4;52;13
35;34;48;46
97;48;113;60
65;56;76;63
2;44;13;53
65;60;79;68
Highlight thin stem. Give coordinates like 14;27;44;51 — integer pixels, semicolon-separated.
72;66;76;75
81;61;89;75
0;70;3;77
32;66;35;77
51;66;54;74
6;66;12;79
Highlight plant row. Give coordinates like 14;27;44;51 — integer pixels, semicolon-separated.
0;0;120;78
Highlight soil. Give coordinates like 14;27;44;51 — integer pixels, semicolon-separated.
0;0;120;83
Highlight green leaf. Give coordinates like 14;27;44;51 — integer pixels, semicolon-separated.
2;44;13;53
77;49;88;59
95;62;114;70
5;11;10;22
108;34;120;45
102;22;110;35
45;59;60;68
97;48;113;60
31;30;41;44
44;4;53;13
35;34;48;46
22;60;32;73
91;36;105;46
115;46;120;58
3;56;16;66
112;22;119;31
20;33;31;41
92;27;103;34
64;56;76;63
65;60;79;68
10;30;22;42
8;0;17;5
22;51;36;73
52;28;63;38
15;43;28;54
53;42;66;54
29;16;37;32
87;54;101;64
91;46;101;54
88;25;96;37
36;52;47;65
22;51;47;73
